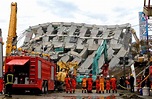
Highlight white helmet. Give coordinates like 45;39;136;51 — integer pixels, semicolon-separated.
107;75;110;78
111;75;114;77
101;74;103;76
84;75;86;77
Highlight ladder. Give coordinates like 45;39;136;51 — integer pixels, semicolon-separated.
29;57;36;83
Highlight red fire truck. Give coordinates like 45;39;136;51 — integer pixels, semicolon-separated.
150;66;152;90
5;56;56;94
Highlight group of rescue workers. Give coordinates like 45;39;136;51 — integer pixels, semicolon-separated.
64;73;117;94
2;67;137;97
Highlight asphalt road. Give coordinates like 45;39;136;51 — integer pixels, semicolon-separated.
0;89;151;99
0;90;121;99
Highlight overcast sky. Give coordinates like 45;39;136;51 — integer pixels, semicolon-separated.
0;0;144;54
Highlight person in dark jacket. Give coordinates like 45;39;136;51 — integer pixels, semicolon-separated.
4;68;15;97
129;74;134;92
145;77;151;96
141;76;145;88
119;77;123;89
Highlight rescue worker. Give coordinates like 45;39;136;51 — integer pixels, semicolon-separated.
87;74;93;93
4;68;15;97
145;77;151;96
65;74;72;93
110;75;117;93
99;74;105;93
95;75;100;93
106;75;111;93
81;75;87;93
141;75;145;88
136;76;141;92
119;77;123;89
125;76;130;90
56;69;67;92
71;74;76;93
129;74;134;92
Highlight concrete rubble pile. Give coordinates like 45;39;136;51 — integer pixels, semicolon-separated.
20;22;132;74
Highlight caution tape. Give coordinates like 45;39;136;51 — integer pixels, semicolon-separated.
118;84;130;90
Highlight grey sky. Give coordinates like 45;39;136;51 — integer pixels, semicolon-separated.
0;0;144;54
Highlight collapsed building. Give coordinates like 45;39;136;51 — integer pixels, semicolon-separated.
19;22;132;74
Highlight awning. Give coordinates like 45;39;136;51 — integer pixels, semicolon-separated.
6;59;29;65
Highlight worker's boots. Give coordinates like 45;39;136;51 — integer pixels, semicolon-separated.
102;91;104;94
115;90;117;93
96;90;98;93
82;90;83;93
112;90;114;93
109;90;110;93
73;90;75;93
84;90;86;93
106;90;108;93
99;91;101;93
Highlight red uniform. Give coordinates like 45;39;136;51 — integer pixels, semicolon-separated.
125;78;130;89
95;79;100;93
106;79;111;92
110;77;117;93
65;77;71;93
87;77;93;93
71;78;76;93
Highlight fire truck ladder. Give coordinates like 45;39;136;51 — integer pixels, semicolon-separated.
30;57;36;83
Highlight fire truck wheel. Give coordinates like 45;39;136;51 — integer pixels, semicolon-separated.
44;83;48;94
42;81;48;94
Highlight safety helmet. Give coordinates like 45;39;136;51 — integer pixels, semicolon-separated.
101;74;103;76
130;74;133;76
89;74;92;76
84;75;86;77
107;75;110;78
111;75;114;77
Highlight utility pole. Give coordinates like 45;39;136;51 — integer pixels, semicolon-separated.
119;56;129;78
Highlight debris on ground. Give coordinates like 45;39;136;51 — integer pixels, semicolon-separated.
120;93;144;99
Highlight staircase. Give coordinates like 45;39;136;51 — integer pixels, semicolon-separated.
29;57;36;83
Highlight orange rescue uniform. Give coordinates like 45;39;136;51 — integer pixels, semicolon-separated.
95;79;100;93
106;79;111;91
71;78;76;93
99;77;105;92
82;77;87;93
110;77;117;91
87;77;93;92
82;78;87;88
